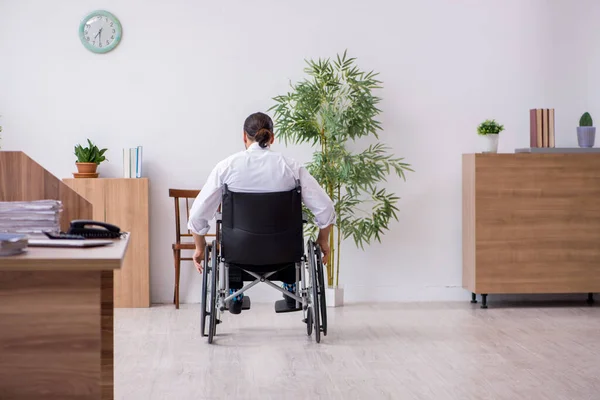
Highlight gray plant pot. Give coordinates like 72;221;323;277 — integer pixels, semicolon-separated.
577;126;596;147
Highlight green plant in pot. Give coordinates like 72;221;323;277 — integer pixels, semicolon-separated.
476;119;504;153
577;112;595;148
270;51;413;306
74;139;107;177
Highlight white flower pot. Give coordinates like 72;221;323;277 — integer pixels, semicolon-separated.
325;286;344;307
484;134;499;153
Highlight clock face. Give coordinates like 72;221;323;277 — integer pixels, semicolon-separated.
79;11;122;53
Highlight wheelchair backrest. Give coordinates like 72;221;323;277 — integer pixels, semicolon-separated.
220;183;304;266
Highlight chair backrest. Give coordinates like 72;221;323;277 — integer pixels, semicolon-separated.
220;183;304;266
168;189;200;244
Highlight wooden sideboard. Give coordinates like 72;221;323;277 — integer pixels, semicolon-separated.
462;153;600;307
64;178;150;308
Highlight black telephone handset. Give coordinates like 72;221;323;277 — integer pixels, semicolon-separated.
67;220;122;239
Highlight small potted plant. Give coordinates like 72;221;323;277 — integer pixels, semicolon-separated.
74;139;107;177
477;119;504;153
577;112;595;148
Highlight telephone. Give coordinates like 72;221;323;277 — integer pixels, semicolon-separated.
67;220;123;239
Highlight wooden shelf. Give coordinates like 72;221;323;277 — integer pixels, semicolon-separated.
64;178;150;308
463;153;600;296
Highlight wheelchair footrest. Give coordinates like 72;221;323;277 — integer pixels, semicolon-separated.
224;296;251;310
274;299;302;313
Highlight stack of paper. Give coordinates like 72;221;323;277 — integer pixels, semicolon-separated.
0;200;62;235
0;233;28;256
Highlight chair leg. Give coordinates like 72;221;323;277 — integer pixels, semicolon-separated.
173;249;181;309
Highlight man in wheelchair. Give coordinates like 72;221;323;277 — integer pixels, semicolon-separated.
187;112;335;343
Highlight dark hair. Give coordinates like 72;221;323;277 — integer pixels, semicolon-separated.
244;112;274;148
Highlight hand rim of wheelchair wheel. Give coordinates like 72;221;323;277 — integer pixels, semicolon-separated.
314;243;327;337
307;240;321;343
200;244;211;337
207;240;219;344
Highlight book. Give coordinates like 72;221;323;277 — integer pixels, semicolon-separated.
529;109;538;147
129;148;136;178
123;146;144;178
542;109;549;147
549;108;555;147
535;108;543;147
529;108;555;148
123;149;130;178
136;146;143;178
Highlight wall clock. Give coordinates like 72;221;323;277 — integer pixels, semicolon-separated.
79;10;122;54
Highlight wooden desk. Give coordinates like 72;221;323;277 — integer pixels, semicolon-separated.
0;235;129;400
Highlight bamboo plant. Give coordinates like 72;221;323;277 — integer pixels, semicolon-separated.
270;51;413;287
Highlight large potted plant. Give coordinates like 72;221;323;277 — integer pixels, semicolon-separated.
271;51;413;306
477;119;504;153
73;138;108;177
577;112;595;147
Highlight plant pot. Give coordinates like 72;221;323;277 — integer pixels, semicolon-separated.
577;126;596;147
484;134;499;153
325;286;344;308
75;162;98;174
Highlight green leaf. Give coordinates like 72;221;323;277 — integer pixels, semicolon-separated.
74;139;108;164
271;51;414;283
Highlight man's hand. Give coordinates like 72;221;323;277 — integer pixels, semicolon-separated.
316;225;332;264
317;236;330;264
192;233;207;273
193;247;205;273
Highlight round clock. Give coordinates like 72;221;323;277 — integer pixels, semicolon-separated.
79;10;122;54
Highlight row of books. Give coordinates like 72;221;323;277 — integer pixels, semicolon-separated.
123;146;143;178
529;108;555;148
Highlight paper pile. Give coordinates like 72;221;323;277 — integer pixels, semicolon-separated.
0;200;62;235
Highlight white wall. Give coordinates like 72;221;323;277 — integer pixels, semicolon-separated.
0;0;565;303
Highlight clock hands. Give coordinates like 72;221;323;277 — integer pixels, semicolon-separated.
93;28;103;46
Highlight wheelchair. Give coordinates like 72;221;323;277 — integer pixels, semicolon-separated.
200;180;328;344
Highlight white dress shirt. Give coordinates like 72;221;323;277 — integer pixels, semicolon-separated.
187;142;336;235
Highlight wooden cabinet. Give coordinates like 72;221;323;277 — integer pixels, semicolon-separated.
463;153;600;301
64;178;150;308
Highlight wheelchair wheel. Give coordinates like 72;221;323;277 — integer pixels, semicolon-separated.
308;241;321;343
315;244;327;336
306;307;313;336
208;241;219;344
200;245;211;337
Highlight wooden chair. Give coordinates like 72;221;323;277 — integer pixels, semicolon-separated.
169;188;208;309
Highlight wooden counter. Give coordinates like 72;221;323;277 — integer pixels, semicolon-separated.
0;235;129;400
